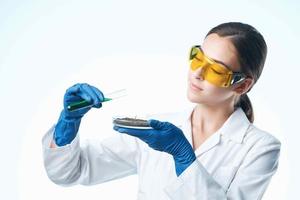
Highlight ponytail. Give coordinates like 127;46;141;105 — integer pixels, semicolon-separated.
235;94;254;123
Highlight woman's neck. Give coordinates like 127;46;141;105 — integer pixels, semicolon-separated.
191;104;235;138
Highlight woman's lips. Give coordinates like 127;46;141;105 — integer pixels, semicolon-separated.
190;82;203;91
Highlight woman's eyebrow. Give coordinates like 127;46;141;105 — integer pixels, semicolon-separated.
212;59;231;69
200;46;231;69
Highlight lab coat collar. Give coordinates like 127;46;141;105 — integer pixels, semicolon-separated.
218;107;251;144
182;106;251;145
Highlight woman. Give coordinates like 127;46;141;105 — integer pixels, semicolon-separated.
42;22;281;199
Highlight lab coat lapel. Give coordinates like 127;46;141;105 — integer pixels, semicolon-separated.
220;107;251;143
195;131;221;157
179;106;195;146
181;106;250;157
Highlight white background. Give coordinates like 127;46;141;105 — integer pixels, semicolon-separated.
0;0;299;199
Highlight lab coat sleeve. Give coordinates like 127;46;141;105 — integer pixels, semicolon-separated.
42;124;141;186
164;135;281;200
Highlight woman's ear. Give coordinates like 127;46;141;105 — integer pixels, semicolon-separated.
233;78;254;95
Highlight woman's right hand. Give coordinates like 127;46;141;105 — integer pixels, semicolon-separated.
63;83;104;120
53;83;104;147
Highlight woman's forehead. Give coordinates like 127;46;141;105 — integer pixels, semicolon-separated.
202;34;241;72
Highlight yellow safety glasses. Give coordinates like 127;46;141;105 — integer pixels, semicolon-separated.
189;45;246;87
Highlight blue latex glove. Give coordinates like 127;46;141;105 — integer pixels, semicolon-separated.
54;83;104;146
113;119;196;176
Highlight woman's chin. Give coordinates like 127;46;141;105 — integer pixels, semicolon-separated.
187;90;203;103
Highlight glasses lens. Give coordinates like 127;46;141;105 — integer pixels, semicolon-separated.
189;46;199;60
205;68;230;87
189;47;206;71
189;45;238;87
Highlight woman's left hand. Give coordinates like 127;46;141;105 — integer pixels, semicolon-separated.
113;119;196;176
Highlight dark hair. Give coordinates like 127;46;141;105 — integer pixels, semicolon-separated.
205;22;267;123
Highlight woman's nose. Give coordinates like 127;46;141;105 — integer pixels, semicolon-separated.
193;67;204;80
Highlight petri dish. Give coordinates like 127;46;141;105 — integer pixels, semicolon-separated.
112;117;153;129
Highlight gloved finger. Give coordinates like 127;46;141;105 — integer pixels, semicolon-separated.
66;83;81;95
64;84;92;107
80;83;99;105
92;102;102;109
77;90;92;103
148;119;167;130
89;86;104;108
113;126;151;138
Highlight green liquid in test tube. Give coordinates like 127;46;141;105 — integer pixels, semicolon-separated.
67;89;127;111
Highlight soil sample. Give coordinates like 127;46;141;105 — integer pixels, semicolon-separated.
113;117;151;129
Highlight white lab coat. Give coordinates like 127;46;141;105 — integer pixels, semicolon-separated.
42;107;281;200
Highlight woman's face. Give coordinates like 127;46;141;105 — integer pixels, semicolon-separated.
187;33;242;107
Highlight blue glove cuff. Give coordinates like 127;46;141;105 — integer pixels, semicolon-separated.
173;147;196;176
53;110;82;146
